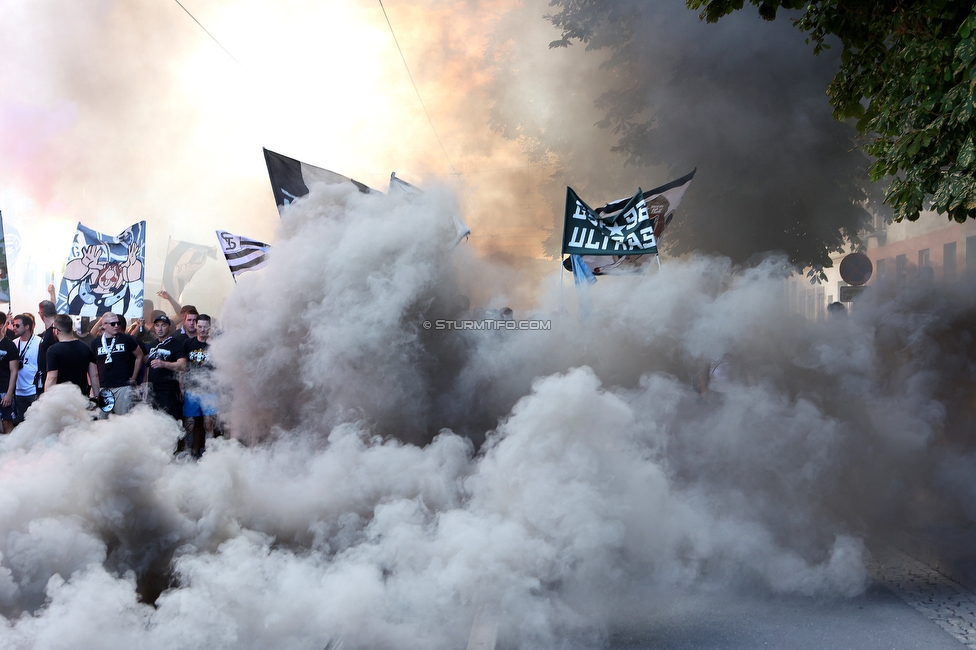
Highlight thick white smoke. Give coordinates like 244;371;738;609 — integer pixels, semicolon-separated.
0;184;972;648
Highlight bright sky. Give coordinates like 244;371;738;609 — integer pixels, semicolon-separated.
0;0;587;315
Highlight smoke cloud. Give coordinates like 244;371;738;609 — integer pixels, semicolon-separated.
488;0;876;270
0;186;974;647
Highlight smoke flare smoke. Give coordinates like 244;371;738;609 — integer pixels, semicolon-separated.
1;186;974;648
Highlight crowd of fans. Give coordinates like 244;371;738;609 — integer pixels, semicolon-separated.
2;288;217;457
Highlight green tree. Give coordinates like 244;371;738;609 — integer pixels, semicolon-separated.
687;0;976;224
542;1;873;272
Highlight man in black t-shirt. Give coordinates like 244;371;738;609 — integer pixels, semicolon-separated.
91;314;143;415
46;315;98;396
172;307;198;346
36;301;58;392
146;314;185;420
0;312;19;433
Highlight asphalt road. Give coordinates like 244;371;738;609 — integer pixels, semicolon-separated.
605;548;976;650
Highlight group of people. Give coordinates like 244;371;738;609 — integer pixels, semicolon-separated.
1;290;218;456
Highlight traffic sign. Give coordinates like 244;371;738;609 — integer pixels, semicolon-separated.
840;253;873;286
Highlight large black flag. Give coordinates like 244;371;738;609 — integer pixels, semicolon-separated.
561;169;696;257
263;148;377;212
562;188;658;256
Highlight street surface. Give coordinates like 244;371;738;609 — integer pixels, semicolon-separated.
606;547;976;649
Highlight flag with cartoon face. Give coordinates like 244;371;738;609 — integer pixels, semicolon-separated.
57;221;146;319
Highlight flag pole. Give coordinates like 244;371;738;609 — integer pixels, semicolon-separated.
559;254;565;312
656;253;662;269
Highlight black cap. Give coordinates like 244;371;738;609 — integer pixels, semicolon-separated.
153;314;171;325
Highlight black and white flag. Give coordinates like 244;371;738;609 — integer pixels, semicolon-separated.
216;230;271;278
264;148;377;213
561;169;695;257
58;221;146;319
594;168;696;241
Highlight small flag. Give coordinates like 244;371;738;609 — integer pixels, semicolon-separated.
264;148;376;213
571;255;597;286
162;238;217;299
389;172;471;247
216;230;271;278
58;221;146;319
388;172;423;197
0;212;10;304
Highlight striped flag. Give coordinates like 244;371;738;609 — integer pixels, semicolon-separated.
216;230;271;278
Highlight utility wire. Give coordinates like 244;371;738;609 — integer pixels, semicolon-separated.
173;0;243;67
377;0;458;176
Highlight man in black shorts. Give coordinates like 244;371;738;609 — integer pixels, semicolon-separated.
146;314;185;420
45;314;99;396
0;313;19;433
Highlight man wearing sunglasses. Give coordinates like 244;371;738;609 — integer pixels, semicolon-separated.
91;314;144;415
12;314;41;425
0;312;19;432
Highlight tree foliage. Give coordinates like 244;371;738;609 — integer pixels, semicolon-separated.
686;0;976;223
542;1;873;272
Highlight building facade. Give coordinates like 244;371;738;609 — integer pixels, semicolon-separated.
788;211;976;321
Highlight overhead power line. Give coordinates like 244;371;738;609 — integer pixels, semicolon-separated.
173;0;242;67
377;0;458;176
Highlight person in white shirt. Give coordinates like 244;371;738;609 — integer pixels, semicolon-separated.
12;314;41;426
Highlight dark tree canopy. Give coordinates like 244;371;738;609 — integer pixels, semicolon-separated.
541;1;874;272
687;1;976;224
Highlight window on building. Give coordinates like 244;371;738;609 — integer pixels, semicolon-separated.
876;258;886;279
918;248;930;268
896;254;907;286
967;236;976;277
945;242;957;282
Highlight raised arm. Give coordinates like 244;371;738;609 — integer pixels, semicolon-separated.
156;290;182;316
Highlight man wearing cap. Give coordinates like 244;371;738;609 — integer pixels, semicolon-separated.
145;314;185;421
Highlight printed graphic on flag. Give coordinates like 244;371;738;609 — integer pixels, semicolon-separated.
595;168;696;241
263;148;376;213
216;230;271;278
162;238;217;299
57;221;146;319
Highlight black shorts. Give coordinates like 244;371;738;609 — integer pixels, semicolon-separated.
150;387;183;421
0;394;15;422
